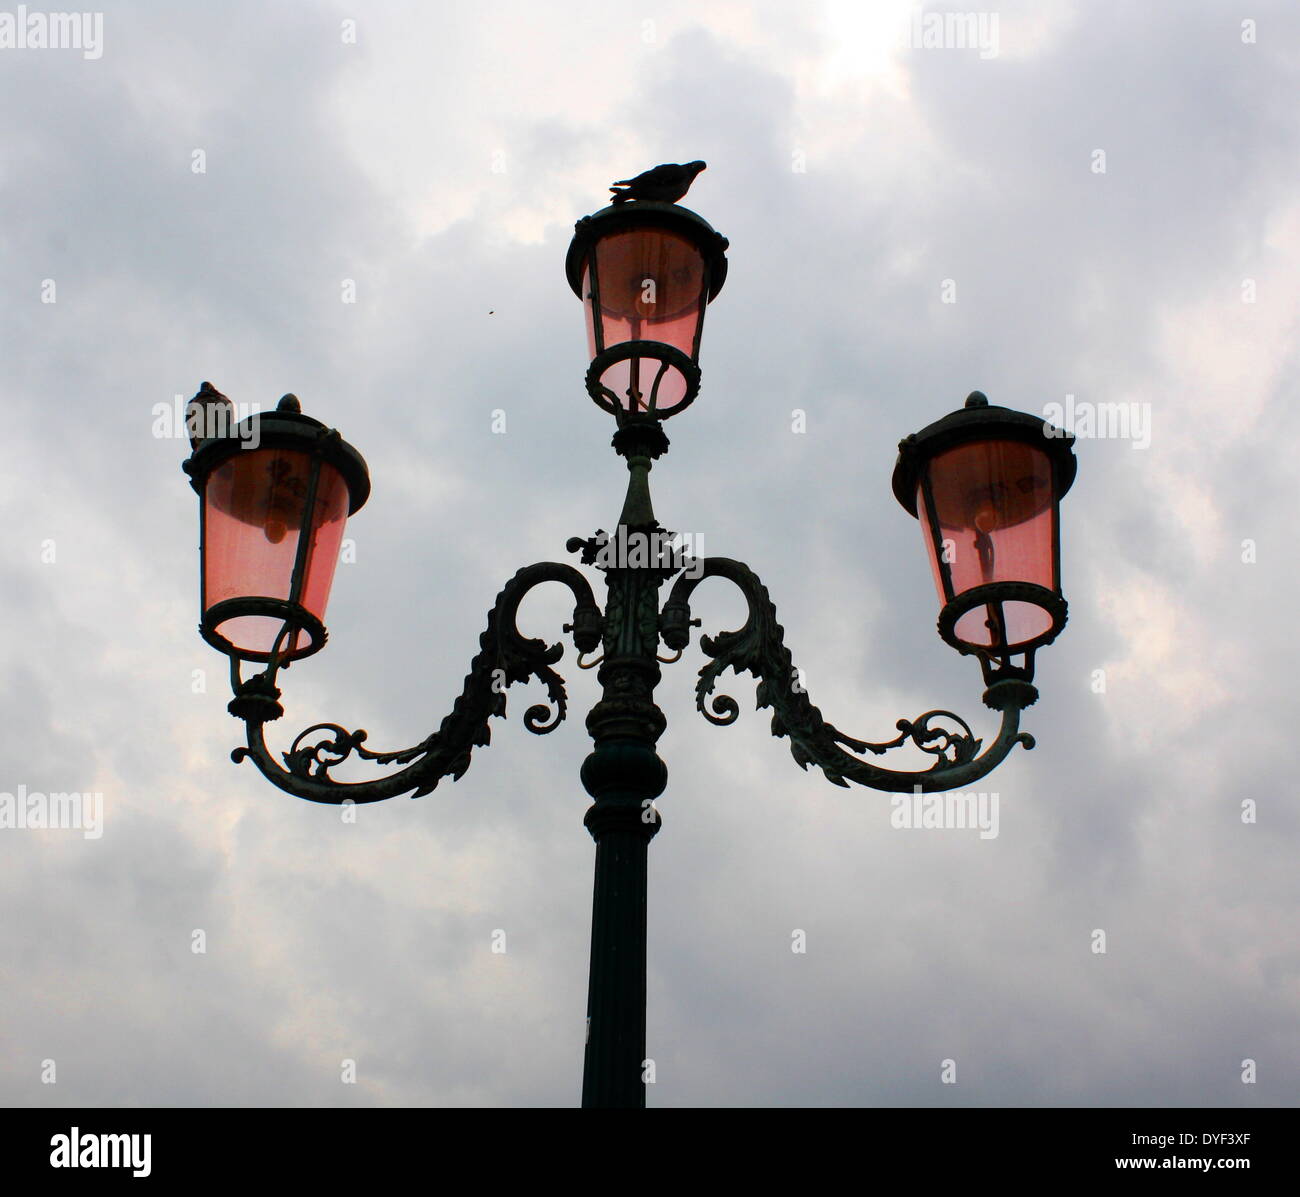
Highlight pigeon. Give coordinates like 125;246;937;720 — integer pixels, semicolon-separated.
186;380;234;449
609;160;706;204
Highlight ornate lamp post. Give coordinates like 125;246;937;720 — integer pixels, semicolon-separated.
182;177;1077;1109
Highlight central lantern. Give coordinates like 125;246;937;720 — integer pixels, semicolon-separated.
567;201;729;419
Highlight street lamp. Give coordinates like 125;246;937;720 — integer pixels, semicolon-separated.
184;396;370;666
182;184;1076;1108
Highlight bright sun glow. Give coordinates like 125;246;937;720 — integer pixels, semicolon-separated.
821;0;914;84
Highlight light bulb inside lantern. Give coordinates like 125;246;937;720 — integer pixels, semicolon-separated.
973;503;999;534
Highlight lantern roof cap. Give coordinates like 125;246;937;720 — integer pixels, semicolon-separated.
565;200;729;300
183;401;371;514
892;391;1077;515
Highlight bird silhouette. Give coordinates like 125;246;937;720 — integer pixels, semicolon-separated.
609;161;706;204
186;381;234;449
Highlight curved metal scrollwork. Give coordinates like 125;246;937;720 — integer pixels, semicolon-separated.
229;561;602;804
661;558;1036;794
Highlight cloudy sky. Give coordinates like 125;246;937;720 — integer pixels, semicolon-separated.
2;0;1297;1108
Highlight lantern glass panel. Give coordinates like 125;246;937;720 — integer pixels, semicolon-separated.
203;448;349;657
583;228;706;414
919;439;1056;649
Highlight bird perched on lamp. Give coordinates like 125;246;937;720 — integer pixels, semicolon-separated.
186;381;234;449
609;161;707;205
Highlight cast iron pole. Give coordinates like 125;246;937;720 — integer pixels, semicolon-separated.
579;422;669;1107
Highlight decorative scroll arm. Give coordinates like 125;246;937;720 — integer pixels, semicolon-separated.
661;558;1037;794
229;561;602;805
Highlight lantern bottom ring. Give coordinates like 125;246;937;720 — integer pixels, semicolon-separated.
937;581;1068;658
585;341;700;418
201;596;327;664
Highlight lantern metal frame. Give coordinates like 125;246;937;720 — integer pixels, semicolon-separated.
185;195;1078;1110
565;200;729;419
183;396;370;666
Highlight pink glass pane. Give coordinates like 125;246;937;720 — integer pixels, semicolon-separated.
592;230;704;348
203;449;349;657
952;598;1050;648
595;353;689;414
918;440;1056;649
583;229;705;415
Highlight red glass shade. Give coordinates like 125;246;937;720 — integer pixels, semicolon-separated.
202;448;349;660
582;230;706;415
186;400;369;666
918;439;1058;652
567;202;728;419
893;393;1075;676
